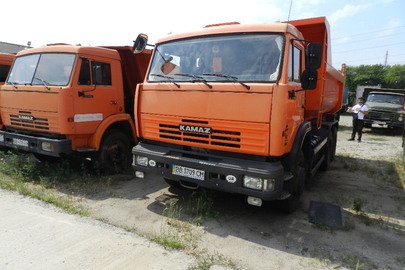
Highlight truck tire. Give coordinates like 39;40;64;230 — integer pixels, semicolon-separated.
94;129;131;174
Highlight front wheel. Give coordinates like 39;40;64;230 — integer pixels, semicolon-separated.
94;130;132;174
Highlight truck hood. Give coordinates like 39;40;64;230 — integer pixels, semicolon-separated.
367;101;403;112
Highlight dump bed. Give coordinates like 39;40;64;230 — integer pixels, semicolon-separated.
0;53;15;85
288;17;344;121
104;46;151;112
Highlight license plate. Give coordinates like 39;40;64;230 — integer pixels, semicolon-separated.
375;121;386;125
12;138;29;147
172;165;205;181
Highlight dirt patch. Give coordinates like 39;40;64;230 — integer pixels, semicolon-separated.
79;115;405;270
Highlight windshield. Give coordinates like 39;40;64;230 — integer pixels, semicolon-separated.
7;53;76;86
368;94;404;105
148;34;284;83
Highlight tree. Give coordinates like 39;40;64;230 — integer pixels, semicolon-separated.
345;64;386;92
345;64;405;93
383;65;405;89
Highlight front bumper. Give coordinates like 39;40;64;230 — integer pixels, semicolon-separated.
0;130;72;157
132;142;285;201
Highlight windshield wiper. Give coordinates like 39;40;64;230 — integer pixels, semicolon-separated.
203;73;250;90
34;77;51;90
8;81;18;89
150;74;180;88
175;73;212;89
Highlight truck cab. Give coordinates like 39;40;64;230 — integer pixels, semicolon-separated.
364;91;405;128
0;45;150;172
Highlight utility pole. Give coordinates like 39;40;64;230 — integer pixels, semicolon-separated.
287;0;293;21
384;50;388;66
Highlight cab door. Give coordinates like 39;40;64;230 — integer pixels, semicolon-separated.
72;56;122;135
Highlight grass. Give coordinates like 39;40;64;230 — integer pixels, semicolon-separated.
0;151;106;216
162;190;220;225
336;154;405;189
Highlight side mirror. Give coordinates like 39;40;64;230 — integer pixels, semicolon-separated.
301;69;318;90
132;34;148;54
305;43;322;70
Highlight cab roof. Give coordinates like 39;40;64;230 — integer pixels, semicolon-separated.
15;45;122;60
157;21;304;44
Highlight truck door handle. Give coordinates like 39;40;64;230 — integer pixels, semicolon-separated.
110;100;118;105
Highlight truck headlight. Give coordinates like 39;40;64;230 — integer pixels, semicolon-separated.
243;176;263;190
135;155;148;166
243;176;276;191
41;142;54;152
399;116;404;122
0;134;3;142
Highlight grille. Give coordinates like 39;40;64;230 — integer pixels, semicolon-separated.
159;122;241;148
368;110;394;121
10;112;49;130
141;114;269;155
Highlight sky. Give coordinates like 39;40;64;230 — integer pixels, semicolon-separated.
2;0;404;69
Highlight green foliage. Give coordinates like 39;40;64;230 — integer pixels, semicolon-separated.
345;64;405;102
163;190;219;225
352;198;365;214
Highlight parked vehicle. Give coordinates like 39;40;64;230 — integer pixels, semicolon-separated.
363;89;405;129
132;17;344;212
0;45;151;172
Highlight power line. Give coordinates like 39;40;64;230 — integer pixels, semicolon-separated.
339;52;405;63
333;31;405;46
332;25;405;40
334;41;405;54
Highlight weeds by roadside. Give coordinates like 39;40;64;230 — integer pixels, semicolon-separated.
0;151;109;216
336;154;404;189
163;190;220;225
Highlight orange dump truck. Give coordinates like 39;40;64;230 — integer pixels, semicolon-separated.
132;17;344;211
0;53;14;86
0;45;150;172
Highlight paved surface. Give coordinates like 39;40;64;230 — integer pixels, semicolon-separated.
0;189;196;270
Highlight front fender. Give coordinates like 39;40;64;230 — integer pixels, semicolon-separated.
89;114;135;150
284;121;311;171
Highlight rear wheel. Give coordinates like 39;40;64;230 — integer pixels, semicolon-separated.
94;130;132;174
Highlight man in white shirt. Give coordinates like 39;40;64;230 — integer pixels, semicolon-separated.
348;97;369;142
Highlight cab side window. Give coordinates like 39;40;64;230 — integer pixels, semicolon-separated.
93;62;111;86
288;45;302;82
78;59;91;85
78;59;112;86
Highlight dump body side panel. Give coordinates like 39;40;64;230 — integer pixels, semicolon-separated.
288;17;344;121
